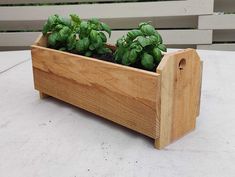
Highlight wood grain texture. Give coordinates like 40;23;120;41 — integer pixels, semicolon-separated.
31;35;202;149
31;41;160;139
155;49;201;149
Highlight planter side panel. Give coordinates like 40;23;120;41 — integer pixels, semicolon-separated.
31;46;160;139
155;49;202;149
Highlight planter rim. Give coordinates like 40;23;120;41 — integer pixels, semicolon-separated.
31;34;170;76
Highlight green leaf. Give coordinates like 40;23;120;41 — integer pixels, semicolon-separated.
141;53;155;70
101;22;111;37
99;32;107;42
122;51;131;65
89;36;102;50
89;18;100;25
55;24;64;31
135;45;143;53
129;42;143;53
93;36;103;49
116;38;123;47
158;44;167;52
97;47;112;55
42;23;49;35
58;16;71;27
47;15;58;27
140;24;156;36
138;22;149;29
152;47;162;63
137;36;152;48
90;30;99;42
127;30;143;40
155;33;163;44
90;23;98;30
114;48;125;63
89;44;96;51
76;40;85;53
70;14;81;24
80;21;88;34
67;34;76;51
82;37;90;50
149;35;159;43
75;38;90;53
129;42;137;49
59;26;71;41
48;32;59;47
129;49;138;64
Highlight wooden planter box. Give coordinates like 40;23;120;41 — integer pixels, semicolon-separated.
31;35;202;149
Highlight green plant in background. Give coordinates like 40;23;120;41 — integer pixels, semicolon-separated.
42;14;112;56
114;22;167;71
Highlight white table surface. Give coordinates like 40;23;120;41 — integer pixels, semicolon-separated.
0;49;235;177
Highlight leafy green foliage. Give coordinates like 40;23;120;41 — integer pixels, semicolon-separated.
114;22;167;71
42;14;112;56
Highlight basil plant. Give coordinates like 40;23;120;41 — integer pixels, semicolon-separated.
114;22;167;71
42;14;112;57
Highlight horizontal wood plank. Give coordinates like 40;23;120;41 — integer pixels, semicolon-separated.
0;0;137;4
197;44;235;51
32;41;160;138
214;0;235;12
0;0;213;21
0;32;40;47
199;14;235;30
0;16;198;31
109;30;213;45
213;30;235;42
0;30;212;49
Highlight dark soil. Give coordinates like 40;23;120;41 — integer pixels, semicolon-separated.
92;53;157;72
92;53;116;63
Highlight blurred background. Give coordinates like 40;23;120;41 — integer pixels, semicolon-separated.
0;0;234;51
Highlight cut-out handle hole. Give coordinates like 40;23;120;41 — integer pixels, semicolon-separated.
179;58;186;70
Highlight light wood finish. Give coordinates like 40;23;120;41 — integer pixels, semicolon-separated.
155;49;202;149
31;36;160;139
197;61;203;117
31;35;202;149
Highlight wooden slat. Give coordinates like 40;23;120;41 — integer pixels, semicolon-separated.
32;36;160;138
214;0;235;13
199;14;235;30
0;0;137;4
0;16;198;31
197;44;235;51
0;30;212;49
0;32;41;47
109;30;213;45
0;0;213;21
214;30;235;42
155;49;201;149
